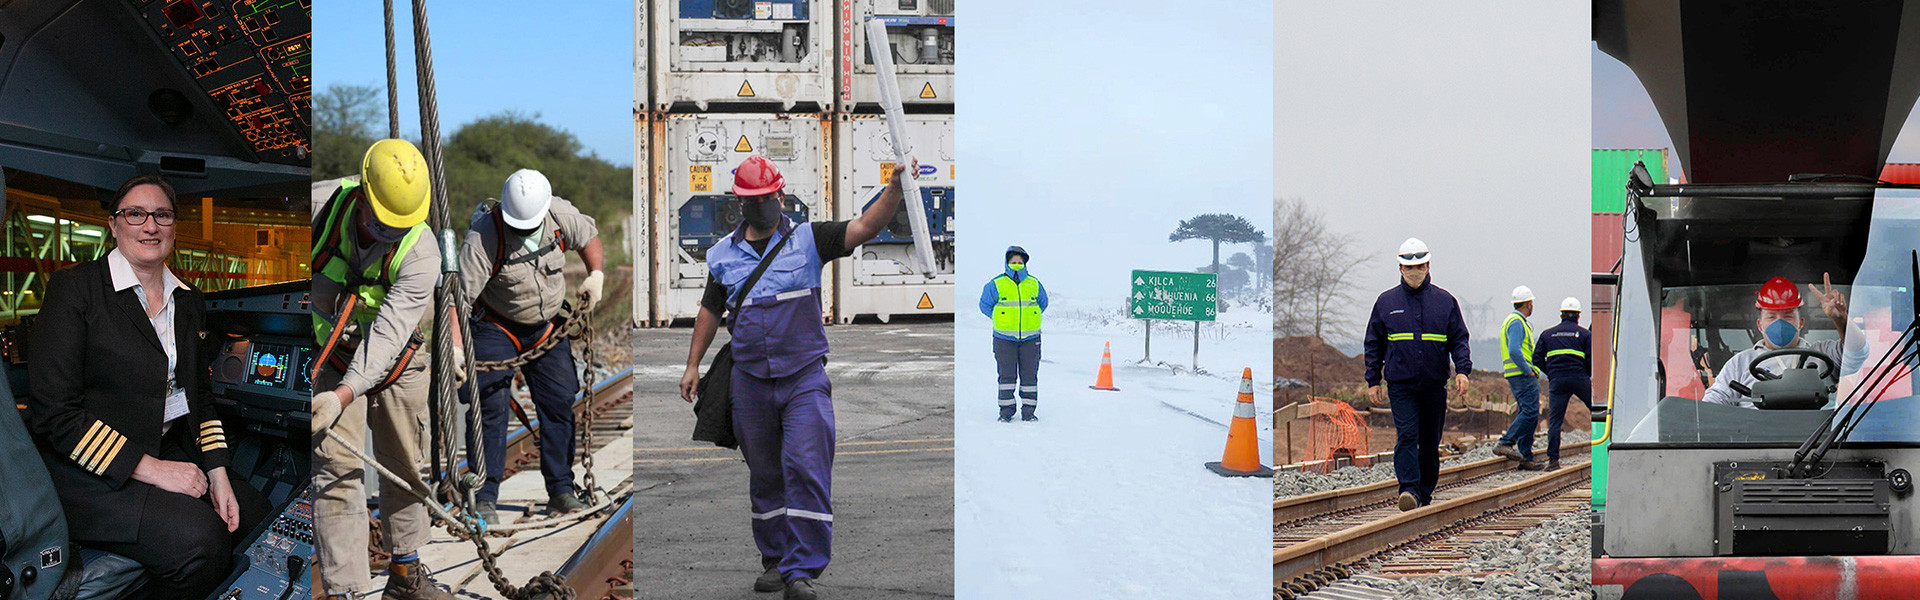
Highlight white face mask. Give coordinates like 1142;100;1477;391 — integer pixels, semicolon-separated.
521;229;543;254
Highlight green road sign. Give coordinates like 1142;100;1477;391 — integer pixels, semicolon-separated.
1129;270;1217;321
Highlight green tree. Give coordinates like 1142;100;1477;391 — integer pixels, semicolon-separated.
312;84;384;180
1169;213;1267;275
443;113;631;262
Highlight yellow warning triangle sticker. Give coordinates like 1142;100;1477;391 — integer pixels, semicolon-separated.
734;136;753;153
919;82;937;99
737;80;756;97
917;293;934;310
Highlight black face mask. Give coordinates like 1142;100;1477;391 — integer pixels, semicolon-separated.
742;195;783;230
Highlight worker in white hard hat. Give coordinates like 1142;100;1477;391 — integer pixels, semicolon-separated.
1493;285;1548;470
1530;297;1591;470
309;139;456;600
457;168;606;524
1363;238;1473;511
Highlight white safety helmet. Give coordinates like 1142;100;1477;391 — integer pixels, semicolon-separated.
1561;297;1582;312
1396;238;1431;266
1512;286;1535;304
499;169;553;230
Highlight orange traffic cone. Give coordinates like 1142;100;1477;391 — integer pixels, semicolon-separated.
1089;341;1121;391
1206;368;1273;477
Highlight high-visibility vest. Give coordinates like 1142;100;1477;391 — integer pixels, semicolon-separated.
991;274;1042;340
1500;311;1537;378
311;181;427;344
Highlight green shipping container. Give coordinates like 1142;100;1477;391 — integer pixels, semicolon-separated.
1592;149;1669;212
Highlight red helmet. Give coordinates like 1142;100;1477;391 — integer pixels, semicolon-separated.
1754;276;1802;310
731;155;785;196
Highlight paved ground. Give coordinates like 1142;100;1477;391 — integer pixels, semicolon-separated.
632;319;955;599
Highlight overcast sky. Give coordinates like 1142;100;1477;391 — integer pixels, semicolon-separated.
1592;44;1920;176
1275;3;1590;348
314;0;632;166
958;1;1271;302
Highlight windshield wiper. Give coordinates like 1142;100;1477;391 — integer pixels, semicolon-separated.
1788;250;1920;478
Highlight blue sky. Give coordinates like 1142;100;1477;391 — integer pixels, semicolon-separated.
958;1;1273;301
314;0;633;166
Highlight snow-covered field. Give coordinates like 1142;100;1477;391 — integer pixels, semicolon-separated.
954;295;1272;599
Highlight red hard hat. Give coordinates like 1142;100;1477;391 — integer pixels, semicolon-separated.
1755;276;1802;310
731;155;785;196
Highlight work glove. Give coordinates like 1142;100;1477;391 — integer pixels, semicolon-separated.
311;389;342;436
579;270;606;312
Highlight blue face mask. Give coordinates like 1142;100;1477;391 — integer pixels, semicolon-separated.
1764;318;1799;347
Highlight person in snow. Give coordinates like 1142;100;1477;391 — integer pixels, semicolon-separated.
1700;274;1867;408
677;155;909;600
978;246;1048;422
1492;286;1547;471
1362;238;1472;512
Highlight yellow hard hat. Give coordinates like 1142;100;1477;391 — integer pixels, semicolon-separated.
359;139;430;228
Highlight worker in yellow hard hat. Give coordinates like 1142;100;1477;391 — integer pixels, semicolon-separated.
308;139;455;600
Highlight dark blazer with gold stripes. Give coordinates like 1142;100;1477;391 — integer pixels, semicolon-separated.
25;257;229;543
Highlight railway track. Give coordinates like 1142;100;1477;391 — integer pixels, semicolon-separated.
421;367;637;599
1272;441;1594;599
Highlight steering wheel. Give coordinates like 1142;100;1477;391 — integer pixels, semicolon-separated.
1749;347;1837;382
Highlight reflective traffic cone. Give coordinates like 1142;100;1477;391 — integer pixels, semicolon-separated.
1206;367;1273;477
1089;341;1121;391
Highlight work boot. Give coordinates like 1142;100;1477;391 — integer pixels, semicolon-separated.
754;560;783;592
1398;491;1418;512
784;577;819;600
1493;443;1523;462
549;491;587;514
1518;459;1546;471
997;405;1015;423
1020;405;1038;422
382;560;457;600
1547;459;1561;471
473;501;499;526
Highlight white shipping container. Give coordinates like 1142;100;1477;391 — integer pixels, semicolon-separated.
651;0;833;112
632;112;655;327
832;113;953;323
650;113;835;322
838;0;955;111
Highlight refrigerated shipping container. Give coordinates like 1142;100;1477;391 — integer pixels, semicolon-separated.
832;113;953;322
652;0;833;112
649;112;835;323
837;0;954;111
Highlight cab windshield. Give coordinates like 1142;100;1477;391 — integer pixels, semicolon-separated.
1616;188;1920;445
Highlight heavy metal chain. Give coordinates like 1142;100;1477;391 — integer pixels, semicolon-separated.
576;312;598;502
475;298;587;372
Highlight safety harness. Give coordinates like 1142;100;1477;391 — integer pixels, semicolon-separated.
471;203;568;352
310;182;427;395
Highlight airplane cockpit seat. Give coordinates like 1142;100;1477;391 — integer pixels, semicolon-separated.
0;370;145;600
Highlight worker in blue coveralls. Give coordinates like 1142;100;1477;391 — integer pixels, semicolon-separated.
1363;238;1472;512
1531;297;1592;471
1493;286;1548;471
678;154;908;600
979;246;1048;422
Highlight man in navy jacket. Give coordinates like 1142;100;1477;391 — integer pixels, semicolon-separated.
1363;238;1472;512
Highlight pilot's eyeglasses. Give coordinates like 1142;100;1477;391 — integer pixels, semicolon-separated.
114;208;176;226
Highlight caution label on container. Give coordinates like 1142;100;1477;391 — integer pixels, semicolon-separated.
690;165;712;192
880;161;896;184
738;80;756;97
917;293;934;310
735;136;753;153
919;83;937;99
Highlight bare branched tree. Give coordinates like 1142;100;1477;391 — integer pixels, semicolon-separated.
1272;197;1369;343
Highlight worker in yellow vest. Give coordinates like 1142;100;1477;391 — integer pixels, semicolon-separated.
308;139;455;600
978;246;1048;422
1493;285;1547;471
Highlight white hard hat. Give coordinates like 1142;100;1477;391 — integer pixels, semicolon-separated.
1561;297;1582;312
499;169;553;230
1512;286;1535;303
1396;238;1431;266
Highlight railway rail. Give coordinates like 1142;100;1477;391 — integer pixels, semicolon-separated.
1273;441;1594;599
